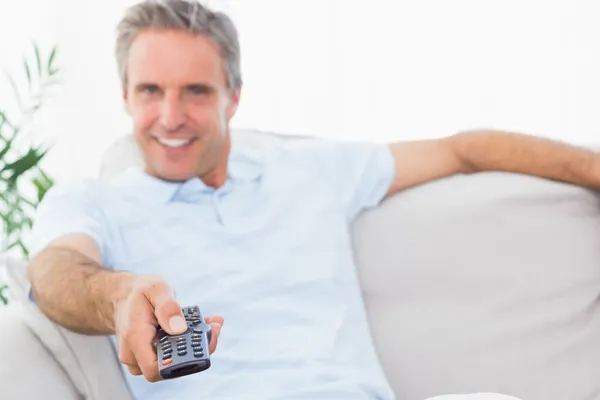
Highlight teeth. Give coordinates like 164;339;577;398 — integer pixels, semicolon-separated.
157;138;192;148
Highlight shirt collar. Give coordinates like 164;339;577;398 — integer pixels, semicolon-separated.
112;142;264;204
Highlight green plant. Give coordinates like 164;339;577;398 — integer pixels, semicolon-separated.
0;283;8;305
0;43;59;259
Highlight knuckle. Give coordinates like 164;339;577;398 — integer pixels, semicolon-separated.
128;366;142;376
133;275;166;293
145;275;168;289
119;354;134;365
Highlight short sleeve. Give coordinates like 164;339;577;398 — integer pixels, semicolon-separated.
291;139;395;221
24;180;114;267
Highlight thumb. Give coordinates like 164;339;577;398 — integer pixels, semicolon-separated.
145;282;187;335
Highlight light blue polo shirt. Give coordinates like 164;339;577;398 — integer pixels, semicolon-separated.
27;138;397;400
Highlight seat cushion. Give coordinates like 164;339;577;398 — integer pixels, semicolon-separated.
353;171;600;400
3;255;133;400
0;303;81;400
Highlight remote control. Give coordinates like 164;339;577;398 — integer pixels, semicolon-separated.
154;305;212;379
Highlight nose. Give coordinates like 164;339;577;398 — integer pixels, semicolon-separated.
159;94;185;132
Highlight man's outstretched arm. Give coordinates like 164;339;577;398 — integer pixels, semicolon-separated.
27;233;136;335
387;129;600;196
27;232;223;382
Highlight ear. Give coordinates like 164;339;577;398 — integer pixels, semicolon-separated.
226;88;241;120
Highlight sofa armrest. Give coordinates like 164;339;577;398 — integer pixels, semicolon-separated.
0;303;81;400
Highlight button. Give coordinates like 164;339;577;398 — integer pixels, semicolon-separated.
159;336;169;343
191;340;201;346
162;354;172;360
177;345;186;351
162;359;173;366
178;350;187;356
194;352;204;358
176;338;186;343
192;347;203;352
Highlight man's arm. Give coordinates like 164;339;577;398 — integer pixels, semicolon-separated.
27;233;135;335
387;129;600;196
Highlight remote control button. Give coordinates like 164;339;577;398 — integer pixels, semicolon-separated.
178;350;187;356
192;347;203;353
191;340;201;346
177;345;186;351
162;359;173;366
194;352;204;358
161;345;172;351
159;336;169;343
176;338;186;344
162;353;172;360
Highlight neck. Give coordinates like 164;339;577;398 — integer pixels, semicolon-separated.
198;134;231;189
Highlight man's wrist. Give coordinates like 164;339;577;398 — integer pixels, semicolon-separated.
92;270;137;334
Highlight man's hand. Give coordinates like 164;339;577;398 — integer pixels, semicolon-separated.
114;275;223;382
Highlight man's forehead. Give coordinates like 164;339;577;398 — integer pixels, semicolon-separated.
127;29;225;82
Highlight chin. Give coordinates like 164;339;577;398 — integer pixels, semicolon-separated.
151;166;196;182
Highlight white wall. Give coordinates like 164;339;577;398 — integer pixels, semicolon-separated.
1;0;600;181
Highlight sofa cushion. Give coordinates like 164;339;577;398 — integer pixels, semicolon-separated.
0;303;81;400
3;255;133;400
353;171;600;400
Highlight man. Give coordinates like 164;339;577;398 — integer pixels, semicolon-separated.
25;0;600;399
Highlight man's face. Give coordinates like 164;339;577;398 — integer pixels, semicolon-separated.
124;29;239;183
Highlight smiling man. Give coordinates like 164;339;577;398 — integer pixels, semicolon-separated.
24;1;600;399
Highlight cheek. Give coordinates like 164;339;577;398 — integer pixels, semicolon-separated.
133;107;158;137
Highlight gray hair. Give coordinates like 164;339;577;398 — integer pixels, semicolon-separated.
115;0;242;92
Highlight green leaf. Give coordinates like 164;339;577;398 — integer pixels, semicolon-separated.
32;177;51;202
0;284;8;305
47;47;57;73
1;147;47;189
0;137;13;160
0;110;12;130
6;239;28;256
24;59;31;89
38;168;54;187
34;43;42;76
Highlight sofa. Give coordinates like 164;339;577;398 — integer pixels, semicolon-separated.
2;129;600;400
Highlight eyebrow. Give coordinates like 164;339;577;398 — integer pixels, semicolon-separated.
133;82;215;92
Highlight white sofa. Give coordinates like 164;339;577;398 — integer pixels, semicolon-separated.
2;130;600;400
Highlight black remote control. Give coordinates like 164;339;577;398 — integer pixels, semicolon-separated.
154;305;212;379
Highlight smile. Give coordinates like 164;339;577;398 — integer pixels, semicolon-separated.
156;137;194;148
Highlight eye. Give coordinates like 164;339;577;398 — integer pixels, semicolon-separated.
186;84;211;95
141;84;159;94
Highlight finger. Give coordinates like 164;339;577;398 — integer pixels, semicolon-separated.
117;336;137;368
144;281;186;335
130;323;161;383
208;322;221;354
205;315;224;326
127;365;143;376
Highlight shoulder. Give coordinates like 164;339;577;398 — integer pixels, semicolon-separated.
260;137;393;169
41;178;104;204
